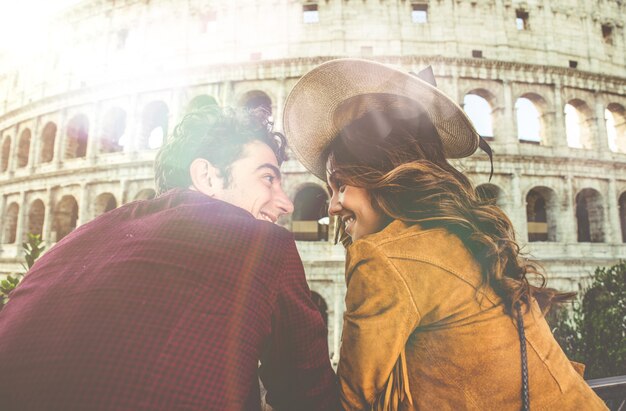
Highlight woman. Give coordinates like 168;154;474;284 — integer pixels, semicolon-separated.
283;59;607;410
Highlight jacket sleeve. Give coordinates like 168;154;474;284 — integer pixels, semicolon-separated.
259;237;340;411
337;240;420;410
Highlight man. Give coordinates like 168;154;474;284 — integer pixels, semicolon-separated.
0;106;339;410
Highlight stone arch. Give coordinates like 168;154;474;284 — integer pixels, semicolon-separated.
53;195;79;242
565;99;594;149
40;122;57;163
515;93;546;144
27;199;45;238
238;90;273;115
133;188;156;201
1;136;11;172
100;107;126;153
475;183;505;207
140;101;169;150
3;202;19;244
606;103;626;153
310;290;328;327
185;94;218;113
17;128;31;168
65;114;89;159
526;186;558;242
619;191;626;243
575;188;604;243
463;89;495;138
93;193;118;217
292;184;329;241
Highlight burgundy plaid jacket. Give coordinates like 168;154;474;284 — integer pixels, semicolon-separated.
0;189;339;411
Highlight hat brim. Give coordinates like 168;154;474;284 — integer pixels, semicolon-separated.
283;58;480;180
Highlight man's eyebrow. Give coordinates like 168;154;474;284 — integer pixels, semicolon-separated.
256;163;282;180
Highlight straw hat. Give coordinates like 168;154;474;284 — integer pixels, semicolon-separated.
283;58;480;180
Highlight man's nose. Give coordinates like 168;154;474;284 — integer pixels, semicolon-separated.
328;193;342;216
274;186;294;216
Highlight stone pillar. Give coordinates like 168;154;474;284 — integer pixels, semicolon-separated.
54;109;68;167
562;176;577;243
119;179;128;205
221;80;234;107
7;124;18;173
126;94;139;154
78;183;90;226
274;78;286;133
29;117;41;170
594;96;610;153
607;178;621;244
501;80;517;148
551;81;567;149
0;195;5;249
42;188;53;248
87;103;102;163
15;191;26;246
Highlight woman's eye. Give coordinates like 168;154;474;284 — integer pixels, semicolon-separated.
339;185;346;193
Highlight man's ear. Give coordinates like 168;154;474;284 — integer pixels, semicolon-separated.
189;158;223;197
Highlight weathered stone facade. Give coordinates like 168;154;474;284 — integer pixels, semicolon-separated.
1;0;625;360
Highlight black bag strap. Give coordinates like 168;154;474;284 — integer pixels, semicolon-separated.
515;302;530;411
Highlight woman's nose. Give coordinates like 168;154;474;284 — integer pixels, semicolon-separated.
328;193;342;216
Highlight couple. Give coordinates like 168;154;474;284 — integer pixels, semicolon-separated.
0;59;605;410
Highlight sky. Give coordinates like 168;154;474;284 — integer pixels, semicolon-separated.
0;0;82;53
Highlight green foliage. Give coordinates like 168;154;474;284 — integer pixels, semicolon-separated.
548;262;626;379
0;233;45;309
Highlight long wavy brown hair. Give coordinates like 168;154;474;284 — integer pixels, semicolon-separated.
326;107;574;314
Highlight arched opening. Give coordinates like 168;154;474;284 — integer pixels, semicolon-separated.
292;185;329;241
515;96;542;143
40;122;57;163
463;92;494;138
526;187;557;242
65;114;89;159
186;94;218;114
133;188;156;201
619;192;626;243
100;107;126;153
565;100;593;149
239;90;272;115
575;188;604;243
53;195;79;242
94;193;117;217
140;101;169;150
606;103;626;153
1;137;11;172
17;128;31;168
310;291;328;327
27;199;45;238
3;203;19;244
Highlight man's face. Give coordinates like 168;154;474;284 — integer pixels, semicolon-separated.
214;140;294;222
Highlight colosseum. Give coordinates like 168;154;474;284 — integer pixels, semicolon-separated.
1;0;625;359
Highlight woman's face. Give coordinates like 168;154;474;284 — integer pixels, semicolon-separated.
326;166;388;242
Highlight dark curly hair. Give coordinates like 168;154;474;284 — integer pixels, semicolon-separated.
154;105;287;195
327;108;574;314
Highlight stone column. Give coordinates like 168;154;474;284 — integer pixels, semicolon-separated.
7;124;18;173
501;80;517;148
78;183;90;226
119;179;128;205
274;77;286;133
87;103;102;163
29;117;41;170
54;109;68;167
607;178;621;243
562;176;577;243
0;195;5;250
15;191;26;246
551;81;567;149
42;188;53;247
125;94;139;154
594;96;610;153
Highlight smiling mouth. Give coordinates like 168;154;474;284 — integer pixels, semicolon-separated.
342;215;355;233
260;212;277;224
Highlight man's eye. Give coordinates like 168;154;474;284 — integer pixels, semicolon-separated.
263;175;275;184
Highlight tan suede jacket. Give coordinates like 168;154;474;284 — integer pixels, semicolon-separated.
337;220;607;410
